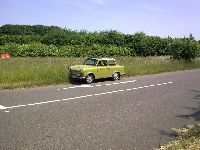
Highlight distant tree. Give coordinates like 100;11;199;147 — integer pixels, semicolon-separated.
170;34;199;61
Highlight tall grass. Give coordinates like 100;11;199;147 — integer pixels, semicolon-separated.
1;57;200;89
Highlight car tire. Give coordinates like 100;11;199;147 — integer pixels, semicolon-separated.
113;72;120;81
85;74;94;84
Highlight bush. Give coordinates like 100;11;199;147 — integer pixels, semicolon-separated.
0;43;135;57
170;37;200;61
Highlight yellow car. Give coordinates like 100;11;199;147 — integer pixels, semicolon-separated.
68;57;125;84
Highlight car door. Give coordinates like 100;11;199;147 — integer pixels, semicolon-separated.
96;60;109;78
107;60;117;76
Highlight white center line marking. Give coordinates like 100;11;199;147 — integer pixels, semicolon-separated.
0;105;6;110
112;91;118;93
34;103;42;105
1;81;173;111
68;87;76;89
113;83;119;85
120;82;127;84
144;86;149;88
59;80;137;91
106;92;113;94
105;84;111;86
18;105;26;107
27;104;35;106
68;98;76;100
86;95;93;97
126;80;136;83
46;100;56;103
62;98;69;101
80;96;88;98
126;89;132;91
54;100;61;102
12;105;22;108
100;93;107;95
40;102;48;104
118;90;124;92
75;97;81;99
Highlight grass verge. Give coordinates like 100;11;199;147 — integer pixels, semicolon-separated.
1;57;200;89
157;123;200;150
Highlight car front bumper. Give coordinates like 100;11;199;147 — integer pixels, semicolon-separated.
69;70;85;80
70;74;85;80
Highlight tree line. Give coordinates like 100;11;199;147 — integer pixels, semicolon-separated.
0;24;199;60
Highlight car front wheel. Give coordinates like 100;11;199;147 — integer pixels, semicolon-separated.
113;72;120;81
85;74;94;84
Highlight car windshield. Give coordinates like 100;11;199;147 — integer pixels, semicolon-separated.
83;58;97;66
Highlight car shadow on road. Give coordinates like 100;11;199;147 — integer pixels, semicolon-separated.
69;78;114;85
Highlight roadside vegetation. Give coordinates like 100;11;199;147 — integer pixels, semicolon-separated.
157;123;200;150
1;57;200;89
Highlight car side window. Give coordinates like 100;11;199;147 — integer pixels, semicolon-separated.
107;60;116;66
98;60;108;66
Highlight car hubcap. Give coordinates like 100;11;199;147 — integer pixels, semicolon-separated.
114;73;119;80
87;76;93;83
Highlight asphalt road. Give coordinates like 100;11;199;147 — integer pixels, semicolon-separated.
0;69;200;150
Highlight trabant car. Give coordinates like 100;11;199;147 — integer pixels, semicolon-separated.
68;57;125;84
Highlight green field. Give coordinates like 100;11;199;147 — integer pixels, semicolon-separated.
1;57;200;89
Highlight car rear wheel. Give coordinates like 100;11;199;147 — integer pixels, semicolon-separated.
113;72;120;81
85;74;94;84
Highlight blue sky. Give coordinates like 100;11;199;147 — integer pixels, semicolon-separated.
1;0;200;39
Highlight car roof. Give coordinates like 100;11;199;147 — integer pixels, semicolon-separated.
87;57;115;61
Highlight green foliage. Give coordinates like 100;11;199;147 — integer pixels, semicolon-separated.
0;35;41;45
0;24;60;36
0;43;135;57
0;24;199;58
170;36;200;61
